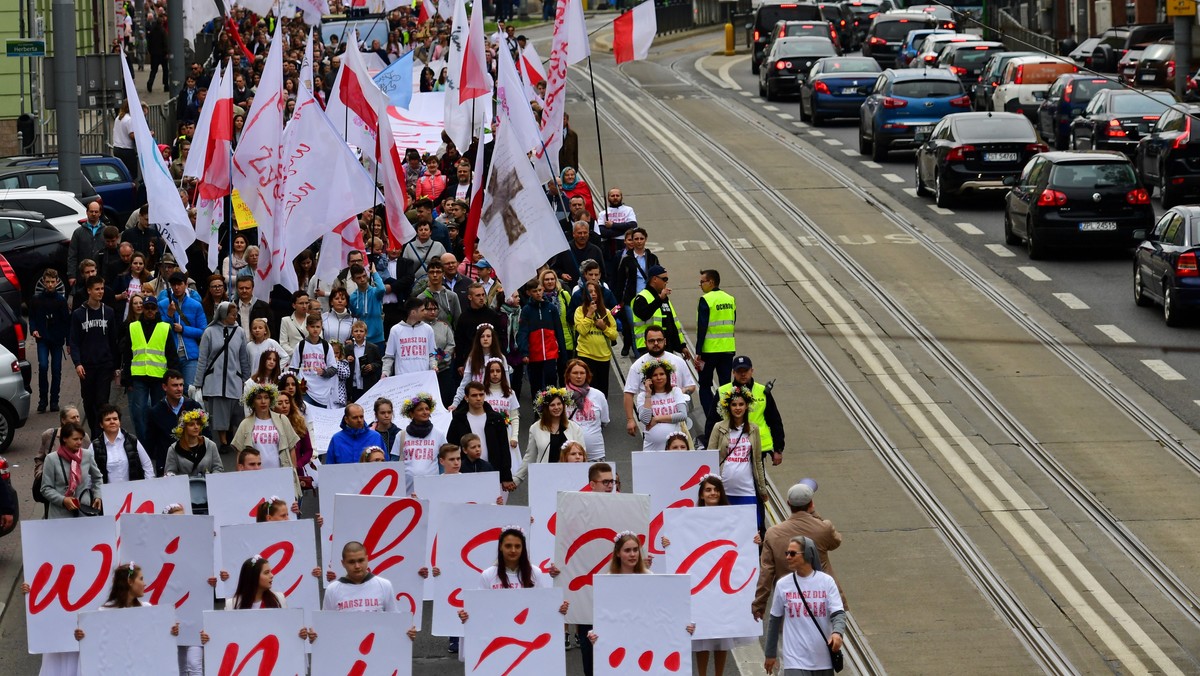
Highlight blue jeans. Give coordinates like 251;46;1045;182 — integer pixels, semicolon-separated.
129;379;164;441
178;358;198;389
36;341;63;406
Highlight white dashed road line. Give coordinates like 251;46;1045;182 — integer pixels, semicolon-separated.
808;130;826;137
985;244;1015;257
764;105;779;111
824;138;843;146
840;148;857;156
1053;292;1090;309
1018;266;1050;281
1143;359;1186;381
928;205;954;215
881;173;904;183
739;90;753;97
860;160;881;169
1096;324;1136;343
955;222;983;235
778;113;794;120
902;187;918;197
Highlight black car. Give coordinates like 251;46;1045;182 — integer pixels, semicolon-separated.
975;51;1037;111
915;112;1046;207
937;41;1006;94
1134;206;1200;325
1035;74;1124;150
839;0;883;44
760;36;839;101
769;19;841;56
1069;89;1177;154
1002;151;1153;259
862;12;938;66
0;294;30;394
0;209;70;302
818;2;858;51
749;2;826;74
1135;103;1200;207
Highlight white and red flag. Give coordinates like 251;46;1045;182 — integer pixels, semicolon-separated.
326;30;390;173
443;0;493;151
417;0;435;23
613;0;657;64
520;42;548;103
378;110;416;250
184;60;234;271
535;0;589;177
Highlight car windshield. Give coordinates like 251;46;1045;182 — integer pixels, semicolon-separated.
1109;92;1175;114
846;2;881;18
954;118;1035;142
952;47;1006;67
820;58;881;73
875;20;932;41
778;42;838;57
1050;162;1136;188
758;5;824;30
1141;44;1173;61
891;79;962;97
1070;78;1119;101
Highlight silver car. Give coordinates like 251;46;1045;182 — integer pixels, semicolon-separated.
0;340;30;452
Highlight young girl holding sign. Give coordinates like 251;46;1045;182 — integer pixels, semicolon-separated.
585;534;695;651
200;556;316;645
393;393;445;494
635;360;690;452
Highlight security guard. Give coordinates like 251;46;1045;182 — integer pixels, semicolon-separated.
630;264;692;359
710;356;785;466
122;295;178;441
695;269;736;421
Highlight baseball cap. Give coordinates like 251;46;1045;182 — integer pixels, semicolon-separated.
168;271;187;284
474;259;492;269
646;264;667;278
786;483;814;508
142;296;159;310
732;355;753;370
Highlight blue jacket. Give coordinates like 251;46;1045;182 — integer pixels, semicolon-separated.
157;289;206;360
325;423;385;465
349;272;386;345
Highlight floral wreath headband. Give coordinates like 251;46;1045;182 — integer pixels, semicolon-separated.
699;473;723;485
719;385;754;413
401;392;437;417
500;524;526;537
172;408;210;439
533;386;570;413
639;358;674;381
613;530;640;544
243;381;280;408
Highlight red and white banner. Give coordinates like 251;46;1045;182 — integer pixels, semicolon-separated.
527;463;590;576
593;575;693;676
520;43;548;90
78;605;178;676
631;450;718;572
443;0;493;150
217;520;320;607
430;503;530;636
21;518;118;653
293;0;330;26
117;514;214;646
325;30;388;172
614;0;658;64
102;474;191;523
190;60;235;272
535;0;589;176
310;610;414;675
554;491;649;624
387;93;449;156
664;505;761;640
496;37;552;183
329;494;427;622
202;608;307;676
317;461;409;578
463;588;566;675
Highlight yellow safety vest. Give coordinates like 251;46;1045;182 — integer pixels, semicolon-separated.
718;381;773;451
633;289;686;350
699;289;736;353
129;321;171;378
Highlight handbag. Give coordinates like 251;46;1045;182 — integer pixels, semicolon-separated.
793;573;844;673
58;455;101;517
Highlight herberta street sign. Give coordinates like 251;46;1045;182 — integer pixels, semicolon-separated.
5;39;46;57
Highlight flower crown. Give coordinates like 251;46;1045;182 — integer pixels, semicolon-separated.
484;356;505;367
639;358;674;380
719;385;753;414
172;409;210;439
700;473;722;485
500;524;526;537
243;381;280;408
401;392;437;417
613;530;639;544
477;322;495;332
533;386;569;413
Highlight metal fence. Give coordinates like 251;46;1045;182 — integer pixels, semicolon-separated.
996;8;1055;55
39;99;177;156
655;0;694;35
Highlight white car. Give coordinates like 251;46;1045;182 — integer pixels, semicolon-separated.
0;188;86;238
992;55;1077;121
911;32;981;67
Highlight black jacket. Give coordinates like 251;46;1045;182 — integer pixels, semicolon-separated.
145;397;204;476
615;250;660;305
446;403;512;482
549;242;605;283
345;340;383;392
69;303;118;368
453;305;507;370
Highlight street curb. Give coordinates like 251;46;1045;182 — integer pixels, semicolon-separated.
593;22;725;53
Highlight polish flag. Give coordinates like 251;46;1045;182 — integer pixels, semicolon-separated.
460;1;493;102
613;0;657;64
418;0;435;23
185;60;234;271
520;42;547;85
326;30;389;172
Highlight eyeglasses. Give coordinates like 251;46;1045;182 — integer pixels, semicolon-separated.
657;276;668;282
210;284;224;290
785;551;801;558
598;479;616;486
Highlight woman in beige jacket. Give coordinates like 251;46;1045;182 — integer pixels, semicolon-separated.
231;383;301;496
707;386;767;507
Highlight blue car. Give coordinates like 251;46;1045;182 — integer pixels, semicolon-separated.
799;57;882;125
858;68;971;161
1035;74;1123;150
0;154;143;223
896;28;951;68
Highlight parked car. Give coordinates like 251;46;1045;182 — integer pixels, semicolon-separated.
749;1;827;74
1134;206;1200;325
992;55;1077;120
760;36;840;100
1083;24;1173;72
1069;88;1176;154
0;255;22;313
858;67;971;160
0;155;142;224
0;209;70;302
975;51;1038;111
1035;74;1124;150
914;112;1047;207
769;19;841;56
937;41;1007;95
799;56;882;124
1132;41;1198;90
862;12;938;66
0;188;88;238
0;167;108;222
896;28;952;68
1117;42;1153;85
1068;37;1104;70
911;32;981;68
1002;151;1152;259
0;295;30;452
1134;103;1200;207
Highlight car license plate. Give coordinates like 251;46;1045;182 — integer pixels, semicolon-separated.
1139;73;1155;81
1079;221;1118;231
841;87;858;95
913;125;932;134
984;152;1019;162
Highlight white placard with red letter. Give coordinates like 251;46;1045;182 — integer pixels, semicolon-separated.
430;503;530;637
330;494;427;624
310;610;414;676
206;467;297;527
317;462;409;583
593;574;693;676
22;518;118;653
217;520;320;607
664;505;761;640
555;491;650;624
463;588;565;675
357;370;452;432
632;450;718;572
102;474;191;520
202;609;307;676
413;471;502;600
116;514;214;646
78;605;178;675
527;463;591;575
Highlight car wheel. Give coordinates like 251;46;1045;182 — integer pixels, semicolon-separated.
1026;219;1047;260
759;78;766;97
934;172;953;207
858;126;872;155
1004;212;1021;245
0;406;13;454
752;57;760;75
1134;266;1152;307
799;98;811;122
915;161;930;196
870;134;888;162
1164;285;1185;327
765;79;775;101
1160;174;1177;208
1053;129;1067;151
810;109;823;126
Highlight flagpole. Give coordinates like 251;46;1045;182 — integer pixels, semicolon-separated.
585;56;608;225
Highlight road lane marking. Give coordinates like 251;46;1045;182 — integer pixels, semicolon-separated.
1143;360;1185;381
778;113;794;119
928;205;954;215
881;173;904;183
739;90;753;96
824;138;843;146
808;130;826;137
955;222;983;235
1018;266;1050;281
718;55;748;90
1096;325;1135;343
694;55;732;89
985;244;1015;257
860;160;881;169
764;105;779;111
841;148;857;156
1053;293;1089;309
902;187;918;197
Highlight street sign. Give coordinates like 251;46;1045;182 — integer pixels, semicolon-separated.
5;39;46;58
1166;0;1196;16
